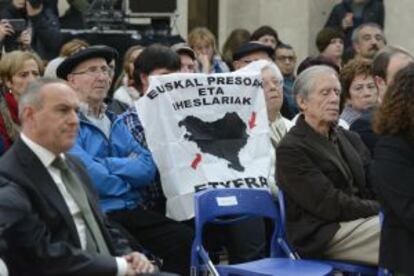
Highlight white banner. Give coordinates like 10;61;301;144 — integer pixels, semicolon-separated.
136;62;273;221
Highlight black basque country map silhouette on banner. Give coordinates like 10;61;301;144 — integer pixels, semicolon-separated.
136;61;273;221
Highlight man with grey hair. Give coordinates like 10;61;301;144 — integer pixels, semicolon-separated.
352;22;386;59
277;65;380;264
260;62;293;197
261;63;294;145
0;78;156;275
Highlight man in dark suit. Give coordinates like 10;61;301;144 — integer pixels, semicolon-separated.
0;78;155;275
277;65;380;264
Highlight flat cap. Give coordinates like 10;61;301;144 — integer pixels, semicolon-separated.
233;41;274;61
56;46;118;80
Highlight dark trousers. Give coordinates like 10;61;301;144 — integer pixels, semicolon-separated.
186;217;267;264
108;207;193;276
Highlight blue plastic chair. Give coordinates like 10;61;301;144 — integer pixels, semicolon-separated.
277;190;379;276
191;188;333;276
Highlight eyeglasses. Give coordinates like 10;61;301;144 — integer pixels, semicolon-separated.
276;55;296;62
71;65;112;77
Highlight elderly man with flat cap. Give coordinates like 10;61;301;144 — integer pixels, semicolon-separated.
232;41;274;70
56;46;194;276
232;41;294;120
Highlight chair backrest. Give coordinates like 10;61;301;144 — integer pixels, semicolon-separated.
192;188;280;266
194;188;277;228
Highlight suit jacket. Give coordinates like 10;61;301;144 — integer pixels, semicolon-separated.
371;136;414;274
0;137;132;276
276;116;379;258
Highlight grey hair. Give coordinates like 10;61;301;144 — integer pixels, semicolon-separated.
18;78;66;122
351;22;384;44
261;62;284;82
293;65;338;104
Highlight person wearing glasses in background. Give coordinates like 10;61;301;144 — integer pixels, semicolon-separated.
339;58;378;128
275;43;298;118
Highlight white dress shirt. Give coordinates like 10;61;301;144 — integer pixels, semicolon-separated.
20;134;128;276
0;258;8;276
268;114;294;197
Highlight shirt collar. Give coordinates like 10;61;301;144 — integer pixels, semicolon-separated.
20;133;63;168
78;101;107;119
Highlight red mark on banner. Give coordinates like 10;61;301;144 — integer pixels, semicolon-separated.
191;153;202;169
249;112;256;129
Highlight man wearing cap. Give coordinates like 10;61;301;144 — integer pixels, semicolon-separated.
232;41;274;70
171;43;197;73
234;41;295;120
57;46;193;276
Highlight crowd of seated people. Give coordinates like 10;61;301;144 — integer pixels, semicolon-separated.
0;1;412;274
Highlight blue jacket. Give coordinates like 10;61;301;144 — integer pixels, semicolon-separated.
69;111;156;213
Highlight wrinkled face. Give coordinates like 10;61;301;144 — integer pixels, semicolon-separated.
193;39;214;61
180;54;196;73
28;83;79;155
354;26;385;59
298;73;341;127
322;38;344;58
6;59;41;99
67;58;111;105
275;48;296;76
262;67;283;115
233;51;272;70
257;35;277;49
348;74;378;111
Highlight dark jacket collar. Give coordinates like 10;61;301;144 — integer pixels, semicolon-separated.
295;116;367;190
8;137;82;246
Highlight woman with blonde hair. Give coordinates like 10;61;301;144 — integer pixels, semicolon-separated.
188;27;229;74
0;50;43;154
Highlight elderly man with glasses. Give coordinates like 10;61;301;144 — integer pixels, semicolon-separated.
56;46;194;276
